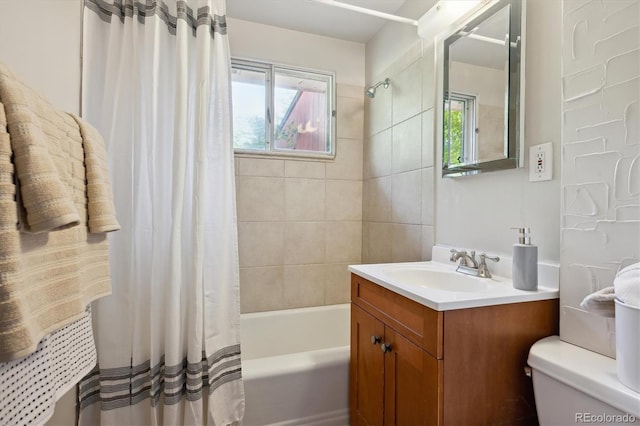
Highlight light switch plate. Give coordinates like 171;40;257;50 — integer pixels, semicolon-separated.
529;142;553;182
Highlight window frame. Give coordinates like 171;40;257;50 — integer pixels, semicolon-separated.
231;57;337;160
444;91;477;165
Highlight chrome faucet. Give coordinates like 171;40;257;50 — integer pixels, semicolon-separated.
477;253;500;278
450;249;499;278
450;249;478;268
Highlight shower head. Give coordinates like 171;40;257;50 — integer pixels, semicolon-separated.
365;78;390;98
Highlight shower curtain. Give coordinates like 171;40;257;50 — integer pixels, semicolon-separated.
78;0;244;424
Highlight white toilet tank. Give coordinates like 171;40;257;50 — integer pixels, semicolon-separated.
528;336;640;426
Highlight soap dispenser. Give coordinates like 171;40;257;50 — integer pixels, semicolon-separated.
512;227;538;291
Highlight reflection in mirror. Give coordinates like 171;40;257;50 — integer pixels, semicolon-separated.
442;0;524;177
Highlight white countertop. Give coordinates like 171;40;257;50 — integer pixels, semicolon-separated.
349;247;559;311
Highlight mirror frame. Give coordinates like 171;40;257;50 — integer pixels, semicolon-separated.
441;0;525;177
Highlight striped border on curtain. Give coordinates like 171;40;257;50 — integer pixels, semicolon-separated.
78;345;242;411
85;0;228;37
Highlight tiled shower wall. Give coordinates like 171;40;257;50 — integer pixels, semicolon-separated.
236;84;364;313
560;0;640;357
362;41;436;263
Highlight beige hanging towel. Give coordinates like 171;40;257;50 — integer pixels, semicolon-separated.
0;64;120;362
69;114;121;234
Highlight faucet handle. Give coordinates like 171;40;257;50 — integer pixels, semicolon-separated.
449;248;466;261
477;253;499;278
479;253;500;263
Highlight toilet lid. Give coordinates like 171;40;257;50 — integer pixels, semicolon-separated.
528;336;640;417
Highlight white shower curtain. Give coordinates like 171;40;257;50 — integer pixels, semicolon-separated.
78;1;244;425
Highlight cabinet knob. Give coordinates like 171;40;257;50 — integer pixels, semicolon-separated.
371;335;381;344
380;343;392;353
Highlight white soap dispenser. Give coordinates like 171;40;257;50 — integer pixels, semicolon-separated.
512;227;538;291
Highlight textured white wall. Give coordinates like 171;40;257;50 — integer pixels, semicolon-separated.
560;0;640;358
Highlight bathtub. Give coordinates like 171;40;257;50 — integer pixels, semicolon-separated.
240;304;350;426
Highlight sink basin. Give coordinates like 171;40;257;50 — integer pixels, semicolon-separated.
381;266;493;293
349;249;559;311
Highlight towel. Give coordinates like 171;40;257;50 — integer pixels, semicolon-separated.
0;64;80;233
0;309;97;426
0;65;119;361
614;262;640;308
69;114;120;233
580;262;640;317
580;286;616;318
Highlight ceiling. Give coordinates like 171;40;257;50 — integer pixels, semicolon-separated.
226;0;409;43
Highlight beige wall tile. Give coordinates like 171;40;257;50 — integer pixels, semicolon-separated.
284;222;325;265
421;225;434;261
285;178;326;221
392;59;422;126
337;83;364;99
237;157;284;177
367;222;393;263
392;114;422;174
392;41;423;76
422;109;435;168
326;138;363;180
239;266;284;313
325;263;351;305
363;137;371;180
368;128;392;178
421;167;434;226
236;176;284;221
285;160;326;178
422;43;436;112
284;264;325;308
392;170;422;225
367;176;392;223
361;223;370;262
362;179;371;222
365;81;392;136
337;96;364;140
238;222;284;267
229;48;368;314
391;224;422;262
325;221;362;263
326;180;362;221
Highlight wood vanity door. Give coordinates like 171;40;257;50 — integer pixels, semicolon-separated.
350;304;385;426
384;328;441;426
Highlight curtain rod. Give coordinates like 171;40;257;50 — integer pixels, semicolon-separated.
309;0;418;26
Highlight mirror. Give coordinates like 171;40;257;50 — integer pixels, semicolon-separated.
442;0;524;177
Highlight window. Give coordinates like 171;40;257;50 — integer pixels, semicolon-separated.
231;59;335;158
443;92;477;165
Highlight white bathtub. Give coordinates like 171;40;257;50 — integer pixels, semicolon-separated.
240;304;350;426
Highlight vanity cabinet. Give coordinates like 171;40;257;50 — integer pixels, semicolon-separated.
349;274;559;426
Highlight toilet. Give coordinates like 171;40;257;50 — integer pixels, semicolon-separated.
528;336;640;425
